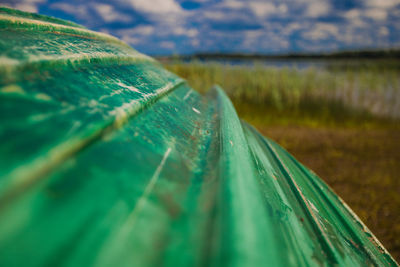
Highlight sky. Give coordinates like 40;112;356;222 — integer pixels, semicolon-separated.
2;0;400;55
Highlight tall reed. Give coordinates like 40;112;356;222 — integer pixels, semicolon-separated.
166;61;400;123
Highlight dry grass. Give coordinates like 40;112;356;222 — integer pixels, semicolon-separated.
255;124;400;262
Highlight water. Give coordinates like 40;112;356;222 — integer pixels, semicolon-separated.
176;57;394;70
194;58;330;69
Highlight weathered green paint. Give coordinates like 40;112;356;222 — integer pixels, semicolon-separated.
0;7;397;267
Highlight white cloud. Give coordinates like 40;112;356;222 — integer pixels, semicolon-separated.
121;35;141;44
93;4;132;23
191;39;200;46
344;8;361;20
297;40;339;52
51;3;89;19
343;9;367;27
4;0;46;13
241;30;289;52
304;0;331;17
119;25;155;36
361;0;400;21
365;0;400;9
282;22;302;35
278;4;288;14
123;0;183;15
303;23;339;40
379;26;389;36
160;41;175;49
249;2;276;17
219;0;245;9
203;11;227;20
117;0;187;33
244;29;264;39
220;0;287;17
365;8;388;20
184;0;211;3
173;27;198;37
135;25;155;35
336;25;372;45
5;0;399;54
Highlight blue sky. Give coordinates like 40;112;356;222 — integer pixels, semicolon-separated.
2;0;400;55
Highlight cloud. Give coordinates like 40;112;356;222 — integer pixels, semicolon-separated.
361;0;400;21
282;22;302;35
219;1;287;18
50;3;90;21
2;0;46;13
379;26;389;36
2;0;399;54
191;38;200;47
160;41;175;49
173;27;198;37
365;8;388;20
119;25;155;36
123;0;183;15
249;2;276;18
304;0;331;17
219;0;245;9
93;4;132;23
303;23;339;40
365;0;400;9
343;8;363;24
202;11;227;20
121;35;141;44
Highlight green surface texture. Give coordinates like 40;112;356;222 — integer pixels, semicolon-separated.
0;7;397;267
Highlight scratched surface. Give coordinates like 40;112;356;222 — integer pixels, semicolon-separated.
0;7;397;267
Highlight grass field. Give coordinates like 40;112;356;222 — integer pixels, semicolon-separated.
165;60;400;261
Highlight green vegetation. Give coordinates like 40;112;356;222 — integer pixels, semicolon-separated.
165;60;400;261
166;61;400;127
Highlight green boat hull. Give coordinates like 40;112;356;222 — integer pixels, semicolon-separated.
0;7;397;267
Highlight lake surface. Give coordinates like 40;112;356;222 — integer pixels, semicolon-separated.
170;57;391;70
193;58;330;69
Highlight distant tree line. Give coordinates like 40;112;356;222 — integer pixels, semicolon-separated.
157;49;400;60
